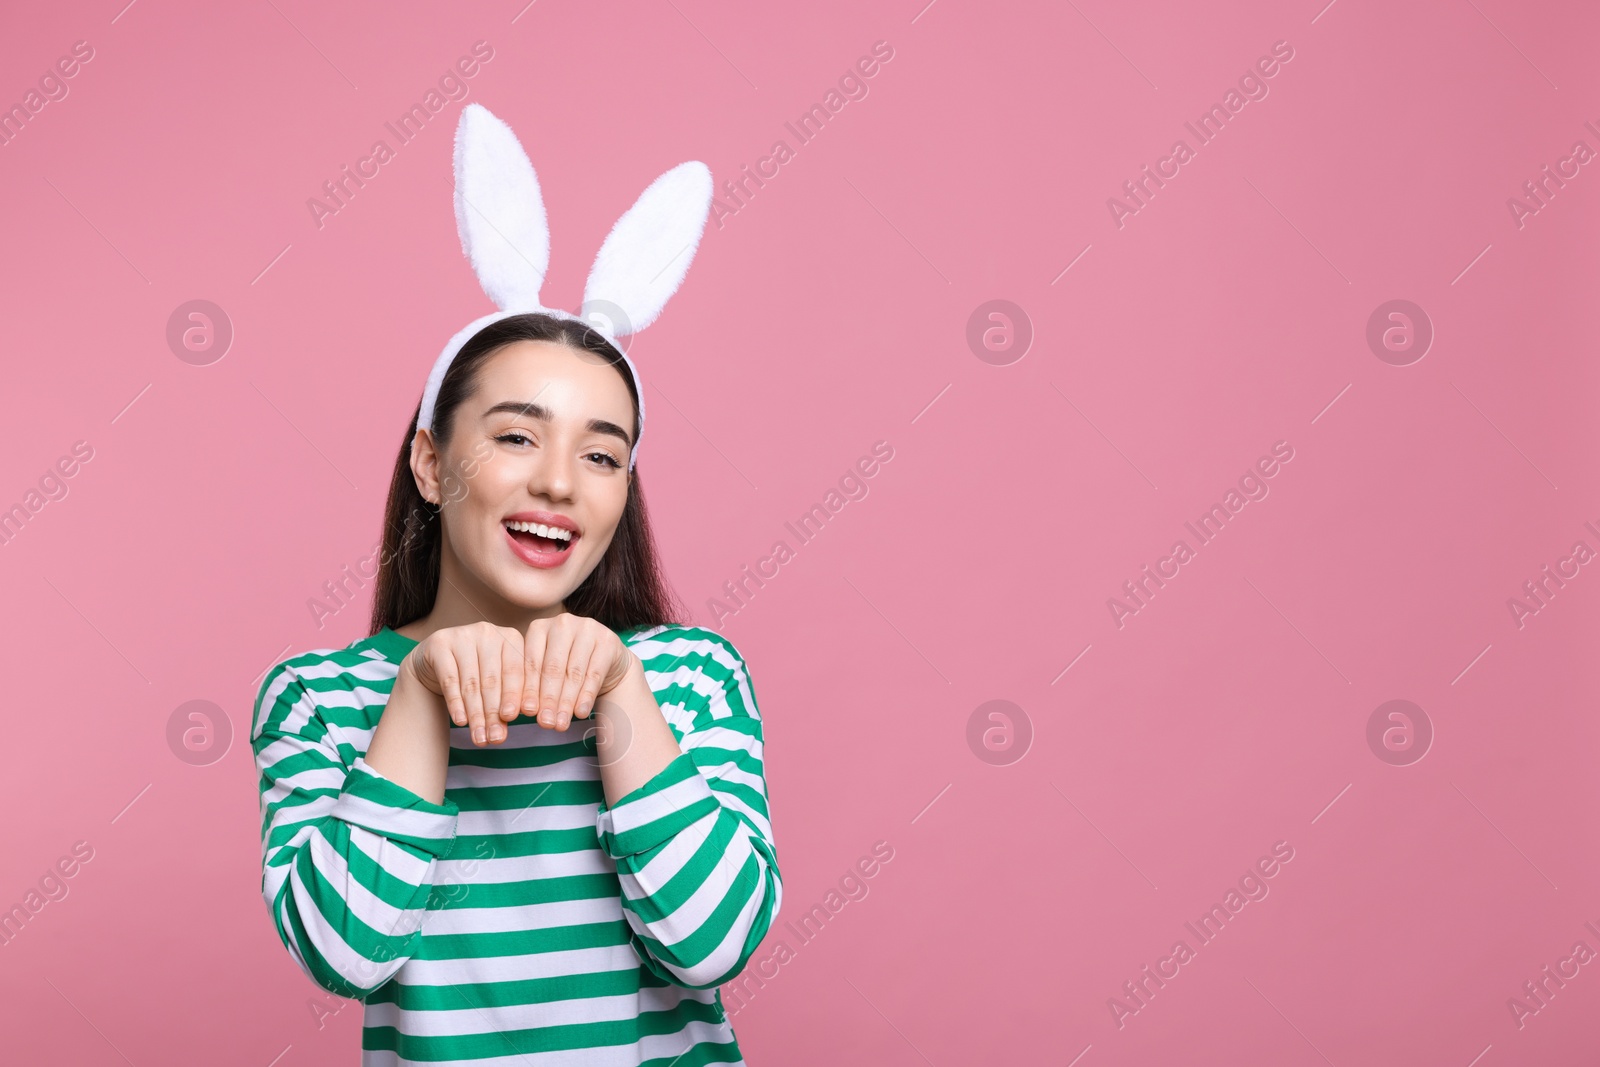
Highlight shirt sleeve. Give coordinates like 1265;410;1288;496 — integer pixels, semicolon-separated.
251;660;460;1000
593;630;782;989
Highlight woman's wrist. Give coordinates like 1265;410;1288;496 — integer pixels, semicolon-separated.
394;652;424;698
592;651;682;805
365;654;452;803
607;646;645;695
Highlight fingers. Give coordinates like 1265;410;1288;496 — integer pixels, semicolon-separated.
520;626;548;720
454;636;490;746
498;633;525;724
420;627;528;746
552;630;599;731
571;643;607;725
434;643;469;730
513;618;618;733
536;622;575;729
478;630;504;743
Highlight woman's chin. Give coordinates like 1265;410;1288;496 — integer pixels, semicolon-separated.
486;566;578;611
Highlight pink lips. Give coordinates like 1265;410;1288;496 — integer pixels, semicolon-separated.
503;511;579;569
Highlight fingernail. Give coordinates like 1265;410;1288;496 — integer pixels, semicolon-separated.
473;727;485;744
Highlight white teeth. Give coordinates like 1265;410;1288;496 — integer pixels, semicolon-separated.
506;520;574;542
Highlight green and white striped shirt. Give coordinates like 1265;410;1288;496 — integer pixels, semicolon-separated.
251;623;780;1065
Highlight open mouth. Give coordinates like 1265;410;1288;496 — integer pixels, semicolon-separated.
505;519;577;555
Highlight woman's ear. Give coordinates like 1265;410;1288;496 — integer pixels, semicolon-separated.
410;427;442;505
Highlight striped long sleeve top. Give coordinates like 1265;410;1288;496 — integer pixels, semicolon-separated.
250;623;781;1066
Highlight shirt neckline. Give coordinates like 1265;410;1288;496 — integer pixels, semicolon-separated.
363;626;420;664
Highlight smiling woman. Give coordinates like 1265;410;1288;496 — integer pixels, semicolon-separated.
252;311;782;1065
478;391;637;569
251;103;780;1067
373;316;662;637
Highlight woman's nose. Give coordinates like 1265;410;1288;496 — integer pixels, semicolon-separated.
526;445;575;498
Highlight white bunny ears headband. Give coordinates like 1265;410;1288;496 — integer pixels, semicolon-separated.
416;103;715;472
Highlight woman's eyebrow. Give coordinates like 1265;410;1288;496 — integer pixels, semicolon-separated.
482;400;633;447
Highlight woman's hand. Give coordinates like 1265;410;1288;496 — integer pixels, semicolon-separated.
519;613;638;732
401;617;637;746
402;622;526;746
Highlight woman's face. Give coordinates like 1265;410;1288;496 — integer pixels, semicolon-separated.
417;339;635;612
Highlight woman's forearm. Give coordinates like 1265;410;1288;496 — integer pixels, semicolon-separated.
363;663;452;804
593;655;683;807
362;652;679;808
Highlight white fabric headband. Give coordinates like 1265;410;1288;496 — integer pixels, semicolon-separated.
416;103;715;472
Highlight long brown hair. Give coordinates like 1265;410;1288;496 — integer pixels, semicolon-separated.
368;312;687;636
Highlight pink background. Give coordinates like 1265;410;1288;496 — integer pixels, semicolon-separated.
0;0;1596;1063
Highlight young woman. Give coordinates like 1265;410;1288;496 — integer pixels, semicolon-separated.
250;311;780;1064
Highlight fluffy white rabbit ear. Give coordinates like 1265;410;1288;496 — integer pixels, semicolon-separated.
581;161;713;336
453;103;549;311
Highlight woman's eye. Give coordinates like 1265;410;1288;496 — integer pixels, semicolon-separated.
495;433;616;468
